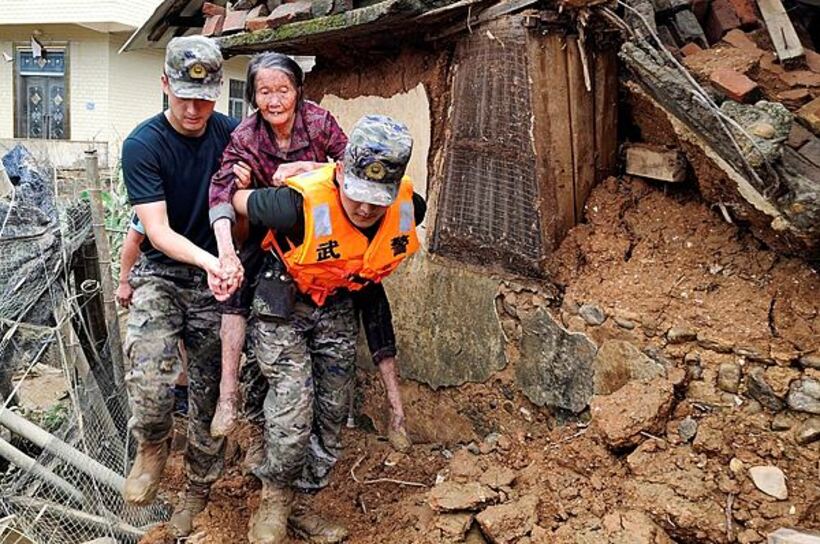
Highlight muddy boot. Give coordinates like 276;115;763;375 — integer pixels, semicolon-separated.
168;482;210;537
210;395;237;437
242;436;265;475
248;483;293;544
387;426;412;453
123;439;170;505
289;509;349;544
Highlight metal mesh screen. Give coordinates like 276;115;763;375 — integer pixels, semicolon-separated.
0;146;170;543
432;19;544;275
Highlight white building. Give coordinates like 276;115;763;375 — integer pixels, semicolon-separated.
0;0;249;167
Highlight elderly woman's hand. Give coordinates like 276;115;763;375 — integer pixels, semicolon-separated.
232;161;253;189
271;161;325;187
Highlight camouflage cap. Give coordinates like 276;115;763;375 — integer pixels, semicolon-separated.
341;115;413;207
164;36;223;101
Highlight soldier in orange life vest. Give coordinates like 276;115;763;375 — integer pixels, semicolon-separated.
231;114;425;544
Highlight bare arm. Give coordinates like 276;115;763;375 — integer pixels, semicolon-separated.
232;189;253;217
115;228;144;308
134;201;230;299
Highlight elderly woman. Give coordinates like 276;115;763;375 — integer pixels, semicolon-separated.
208;53;348;439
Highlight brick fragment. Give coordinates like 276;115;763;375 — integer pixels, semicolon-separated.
778;88;812;109
710;68;759;102
725;0;758;28
245;16;270;32
780;70;820;88
796;96;820;135
786;122;813;148
202;2;225;16
222;7;249;34
704;0;741;44
247;3;270;18
202;13;225;36
721;28;758;50
253;1;312;29
681;42;704;56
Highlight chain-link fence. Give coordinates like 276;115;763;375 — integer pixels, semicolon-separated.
0;145;170;544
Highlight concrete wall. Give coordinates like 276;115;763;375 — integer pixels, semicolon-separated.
320;83;431;244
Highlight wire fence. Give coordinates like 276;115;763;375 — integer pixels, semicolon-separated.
0;145;169;544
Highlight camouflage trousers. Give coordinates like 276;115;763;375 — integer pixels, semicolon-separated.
124;258;225;486
251;294;358;489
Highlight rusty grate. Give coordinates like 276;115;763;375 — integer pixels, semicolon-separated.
432;20;543;274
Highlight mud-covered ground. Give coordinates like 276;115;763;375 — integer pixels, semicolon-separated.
141;177;818;544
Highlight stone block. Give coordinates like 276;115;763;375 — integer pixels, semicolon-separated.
516;307;597;413
796;96;820;135
381;256;507;389
625;143;688;182
710;68;759;102
704;0;741;44
669;9;708;48
767;528;820;544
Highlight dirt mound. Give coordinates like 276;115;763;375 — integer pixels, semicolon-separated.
140;177;818;543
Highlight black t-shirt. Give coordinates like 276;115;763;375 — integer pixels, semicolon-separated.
122;112;239;265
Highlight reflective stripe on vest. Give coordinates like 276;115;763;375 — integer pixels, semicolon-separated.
261;164;419;306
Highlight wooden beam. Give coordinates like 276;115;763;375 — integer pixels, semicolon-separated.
541;32;577;243
756;0;804;65
567;35;596;222
594;48;619;183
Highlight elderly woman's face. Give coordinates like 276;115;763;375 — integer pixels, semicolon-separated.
255;68;298;131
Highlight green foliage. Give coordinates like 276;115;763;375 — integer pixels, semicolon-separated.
80;163;130;279
41;402;69;433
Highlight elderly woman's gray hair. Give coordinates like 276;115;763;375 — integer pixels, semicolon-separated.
244;52;304;109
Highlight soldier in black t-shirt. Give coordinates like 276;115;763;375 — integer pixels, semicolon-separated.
120;36;244;538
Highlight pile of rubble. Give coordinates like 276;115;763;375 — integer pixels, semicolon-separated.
200;0;353;37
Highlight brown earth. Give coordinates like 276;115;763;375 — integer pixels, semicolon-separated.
140;176;819;544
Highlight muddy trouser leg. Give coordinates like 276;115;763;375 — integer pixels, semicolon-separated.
125;275;185;445
252;302;315;487
297;296;358;491
182;283;225;486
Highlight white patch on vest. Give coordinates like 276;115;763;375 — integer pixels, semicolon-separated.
314;204;332;238
399;202;413;233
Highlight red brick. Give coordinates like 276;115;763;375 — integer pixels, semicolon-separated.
222;7;249;34
796;96;820;135
725;0;758;28
681;42;704;56
704;0;741;44
710;68;759;102
247;4;270;18
202;13;224;37
721;29;758;50
245;16;270;32
202;2;225;17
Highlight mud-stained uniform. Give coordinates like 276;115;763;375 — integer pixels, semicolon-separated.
122;112;238;486
244;171;426;489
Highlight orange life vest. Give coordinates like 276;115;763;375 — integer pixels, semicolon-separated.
261;164;420;306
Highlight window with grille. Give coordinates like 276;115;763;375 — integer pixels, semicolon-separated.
228;79;246;120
